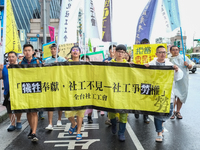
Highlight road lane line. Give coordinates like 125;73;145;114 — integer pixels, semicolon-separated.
93;109;98;118
0;119;29;150
126;122;144;150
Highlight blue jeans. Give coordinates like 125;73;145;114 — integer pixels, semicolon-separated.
154;103;173;132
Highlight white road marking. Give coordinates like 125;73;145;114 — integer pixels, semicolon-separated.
0;114;29;150
64;122;71;132
93;109;98;119
45;121;100;149
58;132;88;138
44;139;100;149
126;122;144;150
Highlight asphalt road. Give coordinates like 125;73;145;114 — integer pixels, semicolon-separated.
0;69;199;150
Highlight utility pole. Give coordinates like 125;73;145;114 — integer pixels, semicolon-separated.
40;0;51;45
43;0;47;44
0;11;2;103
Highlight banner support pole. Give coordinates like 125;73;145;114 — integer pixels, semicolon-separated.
180;27;185;61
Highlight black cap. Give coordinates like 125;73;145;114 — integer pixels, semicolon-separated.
50;43;57;48
116;44;126;52
140;38;150;44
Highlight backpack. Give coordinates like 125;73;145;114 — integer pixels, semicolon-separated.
19;59;40;64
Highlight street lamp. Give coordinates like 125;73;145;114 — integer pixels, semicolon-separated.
193;32;196;52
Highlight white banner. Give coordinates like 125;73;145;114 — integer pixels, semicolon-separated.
57;0;81;44
161;2;171;33
85;0;100;39
161;0;181;32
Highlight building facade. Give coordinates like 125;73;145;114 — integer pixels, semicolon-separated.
0;0;62;49
170;31;187;53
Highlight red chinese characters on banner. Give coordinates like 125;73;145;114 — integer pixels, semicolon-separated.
142;55;148;64
135;56;141;64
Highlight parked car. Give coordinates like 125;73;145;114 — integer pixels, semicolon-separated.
190;64;197;73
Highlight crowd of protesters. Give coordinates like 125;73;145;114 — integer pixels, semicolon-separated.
0;40;193;143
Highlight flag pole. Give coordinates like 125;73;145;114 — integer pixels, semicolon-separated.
110;0;113;53
2;0;7;64
0;10;3;104
56;0;64;62
83;0;86;61
0;13;3;64
180;27;185;61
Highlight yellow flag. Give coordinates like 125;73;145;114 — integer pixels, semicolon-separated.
4;0;22;53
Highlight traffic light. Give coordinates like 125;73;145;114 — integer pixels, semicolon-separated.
177;41;180;48
174;41;176;46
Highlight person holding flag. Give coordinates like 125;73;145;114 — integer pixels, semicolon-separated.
161;0;193;120
45;43;66;130
168;45;194;119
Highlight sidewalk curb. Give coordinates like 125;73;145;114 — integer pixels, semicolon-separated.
0;109;8;123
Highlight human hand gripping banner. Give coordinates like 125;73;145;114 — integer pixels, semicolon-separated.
8;62;174;115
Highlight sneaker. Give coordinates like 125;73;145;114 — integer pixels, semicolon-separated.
7;125;16;132
143;115;150;124
16;122;22;130
105;119;112;126
28;129;32;139
135;114;139;119
31;134;38;142
88;116;93;124
118;134;125;142
45;124;53;130
56;120;62;127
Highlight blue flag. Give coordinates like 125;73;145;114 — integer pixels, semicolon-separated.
162;0;181;31
135;0;158;44
102;0;112;42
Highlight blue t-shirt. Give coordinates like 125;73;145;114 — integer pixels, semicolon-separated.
103;57;112;62
45;56;66;64
2;65;9;96
20;57;41;64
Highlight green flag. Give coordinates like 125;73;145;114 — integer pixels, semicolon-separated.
88;38;92;52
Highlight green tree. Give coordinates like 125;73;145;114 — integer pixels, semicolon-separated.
186;47;193;54
196;41;200;47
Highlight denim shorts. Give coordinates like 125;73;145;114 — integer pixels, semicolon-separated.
154;103;173;122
